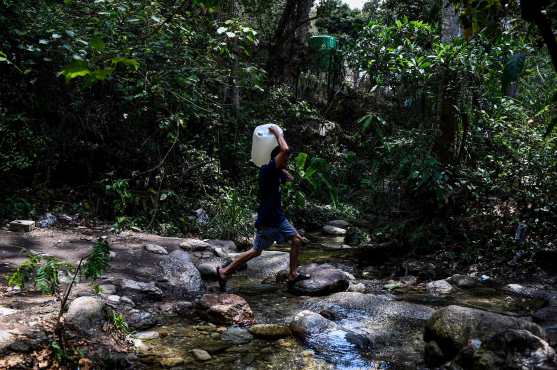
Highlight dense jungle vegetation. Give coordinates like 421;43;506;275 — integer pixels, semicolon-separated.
1;0;556;269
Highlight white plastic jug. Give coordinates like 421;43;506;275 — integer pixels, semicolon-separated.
250;124;283;167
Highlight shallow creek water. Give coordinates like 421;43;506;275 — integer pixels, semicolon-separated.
136;235;545;370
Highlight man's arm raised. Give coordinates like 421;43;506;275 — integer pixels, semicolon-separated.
269;125;289;169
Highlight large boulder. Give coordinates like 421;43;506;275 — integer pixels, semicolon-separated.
288;264;349;296
247;251;289;280
197;294;255;326
64;297;107;333
159;250;203;298
424;305;546;366
470;329;556;370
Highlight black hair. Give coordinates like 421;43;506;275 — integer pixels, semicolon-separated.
270;146;281;159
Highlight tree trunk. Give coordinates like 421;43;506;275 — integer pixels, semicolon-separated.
433;0;461;164
267;0;315;85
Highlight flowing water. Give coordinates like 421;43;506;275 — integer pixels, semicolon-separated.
135;235;545;370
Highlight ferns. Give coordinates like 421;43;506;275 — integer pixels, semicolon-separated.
7;252;40;289
7;238;111;295
82;239;110;280
35;258;61;294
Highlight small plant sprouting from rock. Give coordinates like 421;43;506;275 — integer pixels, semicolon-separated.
111;310;130;335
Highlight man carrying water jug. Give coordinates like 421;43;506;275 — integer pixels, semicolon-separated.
217;125;309;290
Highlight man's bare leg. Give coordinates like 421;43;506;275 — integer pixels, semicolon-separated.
219;248;261;280
288;235;303;281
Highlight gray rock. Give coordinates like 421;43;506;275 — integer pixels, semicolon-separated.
424;305;546;366
206;240;237;254
471;329;556;370
533;305;557;326
120;296;135;307
426;280;453;296
197;263;217;278
144;243;168;255
159;250;203;298
322;225;346;235
99;284;117;295
125;309;157;330
180;238;211;252
503;284;557;302
192;348;211;361
64;296;106;333
175;301;194;316
0;306;18;317
0;330;15;355
348;282;366;293
288;264;349;296
106;295;121;304
227;250;289;280
222;326;253;344
118;279;163;300
133;331;159;340
326;220;350;228
448;274;478;289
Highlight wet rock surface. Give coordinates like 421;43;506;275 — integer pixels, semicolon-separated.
288;263;349;296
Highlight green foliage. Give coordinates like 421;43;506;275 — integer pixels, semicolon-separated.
82;239;110;280
104;179;133;217
7;253;72;294
201;187;254;241
50;340;66;363
502;53;526;94
111;310;130;334
8;238;110;295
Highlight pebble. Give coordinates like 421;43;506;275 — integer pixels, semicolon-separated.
303;350;315;357
192;349;211;361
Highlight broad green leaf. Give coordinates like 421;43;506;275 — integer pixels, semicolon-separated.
59;60;91;81
0;51;7;62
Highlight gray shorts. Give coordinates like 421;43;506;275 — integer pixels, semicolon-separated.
253;219;298;252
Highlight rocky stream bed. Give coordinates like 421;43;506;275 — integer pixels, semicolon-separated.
0;221;556;369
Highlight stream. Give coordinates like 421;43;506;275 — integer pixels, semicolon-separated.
132;233;546;370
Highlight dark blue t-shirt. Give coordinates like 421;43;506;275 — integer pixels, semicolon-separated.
255;158;287;228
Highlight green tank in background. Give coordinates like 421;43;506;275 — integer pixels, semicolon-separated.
308;35;338;71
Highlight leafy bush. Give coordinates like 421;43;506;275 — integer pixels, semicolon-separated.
201;187;255;241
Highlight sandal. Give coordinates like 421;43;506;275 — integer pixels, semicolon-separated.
216;266;227;292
